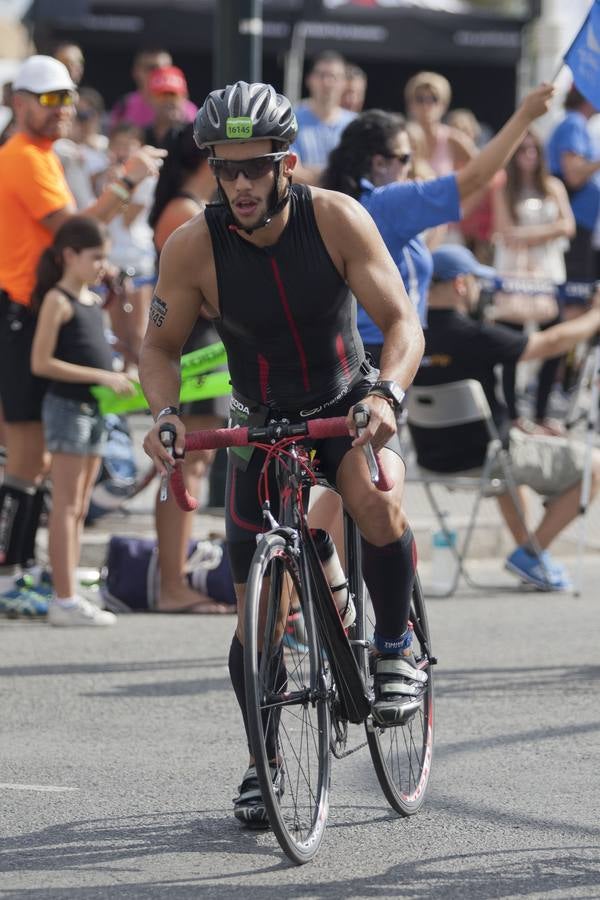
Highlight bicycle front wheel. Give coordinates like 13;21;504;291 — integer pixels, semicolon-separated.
244;532;331;864
363;573;435;816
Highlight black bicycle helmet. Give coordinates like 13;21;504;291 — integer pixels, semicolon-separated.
194;81;298;150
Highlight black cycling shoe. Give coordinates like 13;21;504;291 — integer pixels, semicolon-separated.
233;763;284;828
372;654;428;727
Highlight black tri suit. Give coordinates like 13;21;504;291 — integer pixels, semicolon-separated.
204;183;401;582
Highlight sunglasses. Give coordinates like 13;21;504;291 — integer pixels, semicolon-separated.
413;94;439;105
208;151;288;182
386;152;412;166
33;91;76;108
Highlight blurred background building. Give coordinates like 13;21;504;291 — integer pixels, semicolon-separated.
0;1;594;135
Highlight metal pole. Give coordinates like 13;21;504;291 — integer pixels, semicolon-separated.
213;0;263;88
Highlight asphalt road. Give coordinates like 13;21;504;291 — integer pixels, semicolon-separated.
1;559;599;899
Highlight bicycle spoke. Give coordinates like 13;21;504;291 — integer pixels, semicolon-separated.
362;575;434;816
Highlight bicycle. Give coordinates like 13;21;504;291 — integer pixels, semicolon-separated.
164;406;436;864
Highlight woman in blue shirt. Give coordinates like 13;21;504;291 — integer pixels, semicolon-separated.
321;84;554;362
309;84;555;554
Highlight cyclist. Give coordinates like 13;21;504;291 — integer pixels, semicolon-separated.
140;81;425;826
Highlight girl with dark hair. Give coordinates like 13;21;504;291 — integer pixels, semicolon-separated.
149;125;230;613
31;216;134;626
493;130;575;433
148;123;213;249
321;86;554;363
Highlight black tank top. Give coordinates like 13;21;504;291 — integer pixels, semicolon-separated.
205;184;366;410
49;287;114;403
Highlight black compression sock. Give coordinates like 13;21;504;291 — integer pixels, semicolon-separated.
228;634;250;751
361;527;416;646
228;632;286;761
20;485;48;570
0;479;35;569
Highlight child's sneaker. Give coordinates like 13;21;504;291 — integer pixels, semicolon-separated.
48;596;116;627
15;571;54;599
0;585;48;619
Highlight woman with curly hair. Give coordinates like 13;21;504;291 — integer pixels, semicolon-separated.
321;85;553;361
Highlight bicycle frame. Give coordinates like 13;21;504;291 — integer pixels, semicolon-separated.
259;441;371;726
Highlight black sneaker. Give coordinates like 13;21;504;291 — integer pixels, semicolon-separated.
233;763;284;828
372;654;428;727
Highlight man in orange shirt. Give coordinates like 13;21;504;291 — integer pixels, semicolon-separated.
0;55;165;616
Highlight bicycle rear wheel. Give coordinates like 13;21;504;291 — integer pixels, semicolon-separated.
361;574;434;816
244;532;331;864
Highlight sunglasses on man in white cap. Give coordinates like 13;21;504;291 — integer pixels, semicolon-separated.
12;55;76;107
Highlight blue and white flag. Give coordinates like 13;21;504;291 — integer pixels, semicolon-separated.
564;0;600;110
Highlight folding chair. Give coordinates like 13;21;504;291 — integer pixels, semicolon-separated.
406;379;546;597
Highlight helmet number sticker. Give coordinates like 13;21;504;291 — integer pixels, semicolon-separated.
226;117;253;139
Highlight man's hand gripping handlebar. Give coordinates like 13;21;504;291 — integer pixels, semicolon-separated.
158;408;394;512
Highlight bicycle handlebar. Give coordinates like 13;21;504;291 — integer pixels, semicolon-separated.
169;415;394;511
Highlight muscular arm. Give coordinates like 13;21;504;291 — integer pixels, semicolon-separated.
315;189;425;390
139;225;208;420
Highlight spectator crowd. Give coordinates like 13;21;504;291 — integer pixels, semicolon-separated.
1;41;600;626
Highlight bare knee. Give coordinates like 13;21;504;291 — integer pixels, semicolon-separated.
351;493;408;546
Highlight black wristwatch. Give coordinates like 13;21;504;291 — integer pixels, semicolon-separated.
155;405;180;422
367;380;405;412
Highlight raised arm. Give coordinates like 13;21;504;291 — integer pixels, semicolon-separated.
456;84;554;203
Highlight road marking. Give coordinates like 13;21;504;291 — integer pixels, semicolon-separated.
0;783;78;793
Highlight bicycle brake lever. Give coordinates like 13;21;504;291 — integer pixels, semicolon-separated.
159;423;177;502
353;403;379;484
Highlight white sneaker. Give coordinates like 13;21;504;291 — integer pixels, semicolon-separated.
48;596;117;627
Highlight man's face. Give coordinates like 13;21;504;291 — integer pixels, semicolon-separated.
306;60;347;106
462;274;481;313
14;91;75;140
151;92;186;127
341;76;366;113
213;138;295;231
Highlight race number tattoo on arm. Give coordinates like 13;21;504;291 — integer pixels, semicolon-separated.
150;294;168;328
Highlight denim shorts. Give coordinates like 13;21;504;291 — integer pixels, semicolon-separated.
42;392;106;456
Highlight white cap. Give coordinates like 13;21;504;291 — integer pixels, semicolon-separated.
12;55;76;94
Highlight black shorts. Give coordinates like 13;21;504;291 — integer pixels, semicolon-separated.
180;317;223;418
0;300;47;423
224;374;403;583
565;224;595;281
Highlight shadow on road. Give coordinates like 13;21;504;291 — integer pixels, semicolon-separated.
1;838;598;898
0;658;226;678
